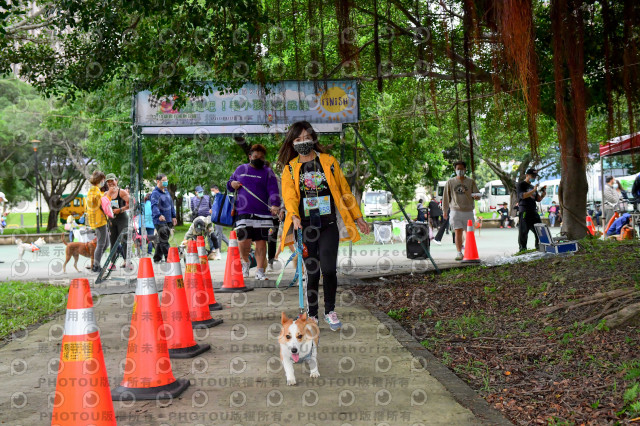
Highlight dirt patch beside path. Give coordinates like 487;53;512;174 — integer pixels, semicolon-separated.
353;240;640;425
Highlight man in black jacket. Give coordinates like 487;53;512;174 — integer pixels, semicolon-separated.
517;169;547;251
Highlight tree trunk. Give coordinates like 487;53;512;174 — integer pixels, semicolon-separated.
559;127;588;240
47;209;60;231
176;195;184;226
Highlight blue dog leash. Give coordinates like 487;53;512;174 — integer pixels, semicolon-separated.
275;228;305;314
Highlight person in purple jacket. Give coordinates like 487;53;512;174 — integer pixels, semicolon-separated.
228;144;282;281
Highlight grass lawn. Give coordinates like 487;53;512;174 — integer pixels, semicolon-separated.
5;212;50;227
0;281;69;341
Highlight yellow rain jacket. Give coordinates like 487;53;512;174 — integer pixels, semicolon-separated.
280;152;362;251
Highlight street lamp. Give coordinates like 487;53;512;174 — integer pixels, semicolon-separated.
31;139;40;234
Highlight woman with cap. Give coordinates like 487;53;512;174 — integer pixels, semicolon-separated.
277;121;370;331
105;173;131;270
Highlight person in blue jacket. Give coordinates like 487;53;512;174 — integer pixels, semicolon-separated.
151;173;176;263
143;193;155;255
606;213;632;239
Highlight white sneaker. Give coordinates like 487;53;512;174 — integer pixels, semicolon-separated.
455;252;464;261
266;262;273;273
241;260;250;277
255;270;269;281
433;239;442;245
212;249;221;260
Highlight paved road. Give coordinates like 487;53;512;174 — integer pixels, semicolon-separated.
0;287;510;425
0;228;533;286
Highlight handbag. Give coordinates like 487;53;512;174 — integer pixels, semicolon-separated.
210;190;236;227
100;195;114;219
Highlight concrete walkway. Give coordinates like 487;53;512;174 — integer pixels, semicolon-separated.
0;284;513;425
0;228;529;286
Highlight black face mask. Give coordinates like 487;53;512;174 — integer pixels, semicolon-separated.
251;158;265;169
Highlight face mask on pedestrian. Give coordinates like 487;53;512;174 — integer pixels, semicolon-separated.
455;169;465;177
293;139;314;156
197;192;203;198
162;181;168;187
613;183;619;189
250;158;265;169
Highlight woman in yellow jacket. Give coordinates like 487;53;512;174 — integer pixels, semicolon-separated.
278;121;369;330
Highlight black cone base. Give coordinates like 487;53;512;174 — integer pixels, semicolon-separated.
209;302;223;311
192;317;223;329
217;286;254;293
111;378;190;401
461;259;481;263
168;343;211;359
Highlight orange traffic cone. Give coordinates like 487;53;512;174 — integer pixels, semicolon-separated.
586;216;596;236
184;240;223;328
462;219;481;263
604;211;619;235
51;278;115;426
111;257;189;401
196;236;222;311
218;230;254;293
161;247;211;358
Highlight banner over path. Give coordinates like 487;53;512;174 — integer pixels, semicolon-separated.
135;80;359;135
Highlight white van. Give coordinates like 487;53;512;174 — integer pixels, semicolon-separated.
363;191;393;217
435;181;447;203
538;178;560;213
478;180;509;212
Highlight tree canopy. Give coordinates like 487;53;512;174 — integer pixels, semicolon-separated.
2;0;639;237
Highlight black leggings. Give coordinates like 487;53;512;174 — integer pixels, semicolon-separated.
109;215;128;261
300;221;340;318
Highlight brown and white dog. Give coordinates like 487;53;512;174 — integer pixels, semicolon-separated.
16;237;46;261
279;312;320;386
62;236;97;273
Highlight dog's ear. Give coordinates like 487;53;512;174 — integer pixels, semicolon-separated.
281;312;289;324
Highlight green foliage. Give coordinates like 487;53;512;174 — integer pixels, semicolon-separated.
0;281;69;339
0;78;88;228
387;307;408;320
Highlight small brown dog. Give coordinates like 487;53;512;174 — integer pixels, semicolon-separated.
63;236;97;273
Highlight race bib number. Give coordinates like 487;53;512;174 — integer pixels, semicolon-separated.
303;196;331;216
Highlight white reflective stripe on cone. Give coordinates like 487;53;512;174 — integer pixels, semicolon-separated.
229;238;238;248
197;246;206;256
64;308;99;336
467;225;473;232
136;277;157;295
186;253;199;264
165;262;182;277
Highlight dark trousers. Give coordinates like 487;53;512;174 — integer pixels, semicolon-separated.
208;231;220;251
214;224;229;247
301;221;340;318
145;227;155;254
500;216;513;227
434;216;454;243
518;211;541;251
153;223;172;261
109;215;128;261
